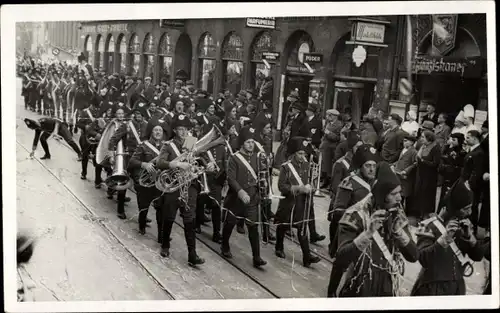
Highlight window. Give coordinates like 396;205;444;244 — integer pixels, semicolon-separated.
158;33;173;83
222;32;244;94
198;32;216;94
128;34;141;76
128;34;140;53
251;31;275;90
97;35;105;70
117;34;127;74
84;35;94;66
143;33;155;54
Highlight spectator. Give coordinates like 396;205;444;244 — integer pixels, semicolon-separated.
438;133;466;209
319;109;343;188
392;134;418;213
434;113;452;149
412;130;442;219
420;102;439;125
401;110;419;137
381;113;405;164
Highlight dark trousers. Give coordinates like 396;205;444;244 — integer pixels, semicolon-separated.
276;224;311;261
136;185;161;231
81;143;102;183
478;182;490;229
308;204;318;236
160;187;198;256
196;194;222;235
260;200;273;241
39;124;81;156
116;190;127;215
222;207;261;259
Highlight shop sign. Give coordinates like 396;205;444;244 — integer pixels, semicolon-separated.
303;53;323;64
246;17;276;29
411;56;484;78
52;48;60;56
352;45;367;67
432;15;458;55
160;19;186;28
262;52;280;62
351;21;385;44
82;24;128;33
286;65;315;74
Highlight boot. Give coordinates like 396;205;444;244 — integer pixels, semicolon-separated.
248;226;266;268
160;247;170;258
40;154;51;160
188;250;205;267
185;222;204;266
262;224;276;243
299;233;320;267
237;221;246;234
221;222;234;258
303;255;321;268
162;221;174;250
310;233;326;243
212;232;222;244
320;177;330;190
275;250;286;259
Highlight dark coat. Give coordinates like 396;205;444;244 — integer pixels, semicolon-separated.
303;115;324;149
381;127;406;164
438;145;466;188
393;146;418;197
224;151;260;222
412;143;441;217
275;157;313;225
411;214;484;296
460;146;484;191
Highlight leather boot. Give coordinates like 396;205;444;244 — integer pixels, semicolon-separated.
185;222;205;266
248;226;266;268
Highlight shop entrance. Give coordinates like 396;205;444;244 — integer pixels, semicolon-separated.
281;74;312;128
416;75;481;119
332;81;374;125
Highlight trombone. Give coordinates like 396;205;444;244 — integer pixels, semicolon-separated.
311;146;324;197
256;151;284;201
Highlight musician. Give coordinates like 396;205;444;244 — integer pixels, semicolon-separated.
81;118;107;187
165;100;185;125
328;162;418;297
146;97;164;121
327;131;362;256
195;126;228;243
22;72;31;110
221;126;267;268
72;74;94;135
193;89;214;113
274;137;322;267
129;124;165;235
329;144;380;257
411;180;484;296
78;102;102;180
253;117;276;243
107;105;140;219
224;119;239;155
24;117;82;160
155;114;205;266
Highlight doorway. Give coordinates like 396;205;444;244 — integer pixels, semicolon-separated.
281;74;312;128
332;81;374;125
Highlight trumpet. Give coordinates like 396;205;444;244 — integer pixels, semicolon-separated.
301;154;317;237
257;151;284;201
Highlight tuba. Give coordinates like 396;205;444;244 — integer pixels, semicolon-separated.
155;125;226;194
105;139;131;191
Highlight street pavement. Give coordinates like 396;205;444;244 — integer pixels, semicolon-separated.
14;78;489;300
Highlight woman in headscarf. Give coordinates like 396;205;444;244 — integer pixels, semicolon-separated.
412;130;442;219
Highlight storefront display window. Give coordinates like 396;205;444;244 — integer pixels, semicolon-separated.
143;33;156;80
159;32;173;83
128;34;141;76
251;31;275;90
117;34;127;74
198;32;217;94
222;32;244;95
97;35;105;71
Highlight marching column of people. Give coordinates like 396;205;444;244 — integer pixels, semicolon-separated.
19;55;491;296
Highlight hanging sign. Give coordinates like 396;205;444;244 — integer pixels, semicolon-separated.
352;22;386;44
432;14;458;56
52;48;60;56
303;53;323;64
262;51;280;62
352;45;367;67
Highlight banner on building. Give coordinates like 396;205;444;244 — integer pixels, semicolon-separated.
432;15;459;56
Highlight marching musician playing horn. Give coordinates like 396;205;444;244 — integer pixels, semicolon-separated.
411;179;485;296
274;137;322;267
221;126;267;268
328;162;418;298
78;99;101;180
195;122;228;243
156;114;205;267
107;104;145;219
129;123;166;235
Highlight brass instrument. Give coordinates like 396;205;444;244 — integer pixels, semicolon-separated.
85;118;106;145
200;172;210;195
301;154;317;237
155;126;226;195
257;151;284;201
105;139;132;191
137;155;160;188
312;147;324;197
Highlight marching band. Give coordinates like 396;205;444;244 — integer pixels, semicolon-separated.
18;52;491;298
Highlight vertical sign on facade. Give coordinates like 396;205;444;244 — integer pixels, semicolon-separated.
431;14;458;56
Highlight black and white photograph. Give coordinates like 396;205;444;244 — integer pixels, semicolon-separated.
2;2;498;311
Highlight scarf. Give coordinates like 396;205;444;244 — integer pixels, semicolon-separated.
418;140;437;159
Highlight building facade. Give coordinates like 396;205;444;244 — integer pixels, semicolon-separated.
80;15;488;129
389;14;488;128
45;21;83;60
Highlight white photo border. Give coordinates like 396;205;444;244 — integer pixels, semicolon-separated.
2;1;498;311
